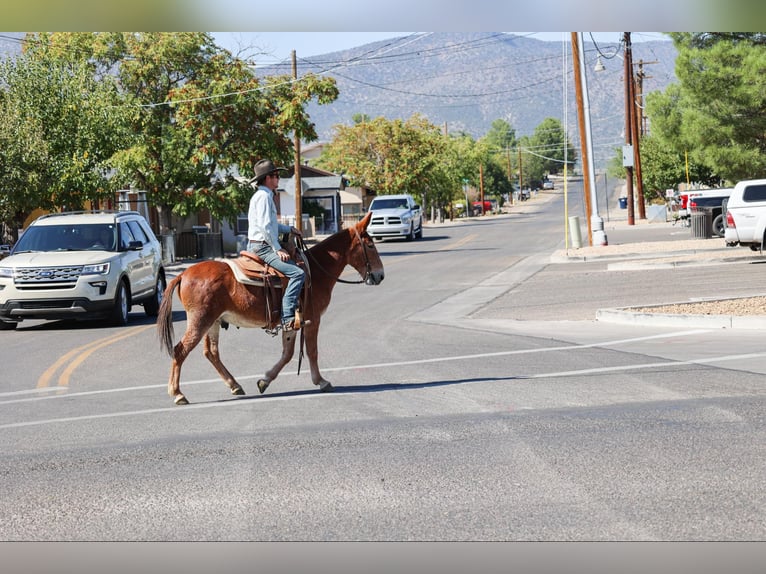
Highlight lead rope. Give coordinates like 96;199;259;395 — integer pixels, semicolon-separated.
295;234;310;375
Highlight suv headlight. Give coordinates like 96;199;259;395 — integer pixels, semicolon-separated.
81;262;110;276
0;267;13;278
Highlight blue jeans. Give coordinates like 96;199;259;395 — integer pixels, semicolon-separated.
251;244;305;323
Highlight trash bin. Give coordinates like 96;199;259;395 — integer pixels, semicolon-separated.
690;208;713;239
618;197;628;209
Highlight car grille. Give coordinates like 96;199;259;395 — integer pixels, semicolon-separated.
371;215;401;225
13;266;83;289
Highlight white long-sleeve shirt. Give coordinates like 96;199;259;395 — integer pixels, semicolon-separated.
247;185;290;251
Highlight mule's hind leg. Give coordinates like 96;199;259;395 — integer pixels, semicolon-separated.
168;331;204;406
167;312;215;405
203;321;245;397
257;329;298;394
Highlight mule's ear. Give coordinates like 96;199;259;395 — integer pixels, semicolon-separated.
358;211;373;230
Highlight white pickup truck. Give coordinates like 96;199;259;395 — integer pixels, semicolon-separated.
724;179;766;250
367;194;423;241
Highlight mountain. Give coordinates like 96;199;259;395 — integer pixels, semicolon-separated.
258;32;678;169
0;32;678;170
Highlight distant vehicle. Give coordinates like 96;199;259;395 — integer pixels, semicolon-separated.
367;194;423;241
472;200;495;214
542;180;554;190
724;179;766;250
686;189;733;238
0;211;166;330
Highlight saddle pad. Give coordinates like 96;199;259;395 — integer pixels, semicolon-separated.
221;258;283;287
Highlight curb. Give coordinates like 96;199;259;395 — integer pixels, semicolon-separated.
596;296;766;330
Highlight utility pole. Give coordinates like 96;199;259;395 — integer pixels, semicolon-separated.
630;60;646;220
571;33;593;244
479;164;485;213
292;50;302;231
572;32;608;245
623;33;635;226
506;147;513;205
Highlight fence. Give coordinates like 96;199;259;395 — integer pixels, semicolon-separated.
161;231;224;262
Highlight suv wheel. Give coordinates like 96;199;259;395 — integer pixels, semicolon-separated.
143;274;166;317
110;280;130;326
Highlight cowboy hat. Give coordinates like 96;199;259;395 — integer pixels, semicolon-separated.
251;159;287;184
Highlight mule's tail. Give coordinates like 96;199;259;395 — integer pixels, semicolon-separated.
157;273;183;357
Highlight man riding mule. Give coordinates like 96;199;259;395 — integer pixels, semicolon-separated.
247;159;306;332
157;212;384;405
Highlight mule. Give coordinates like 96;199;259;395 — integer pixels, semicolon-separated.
157;212;384;405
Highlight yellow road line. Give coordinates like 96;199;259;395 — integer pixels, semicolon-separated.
36;325;154;388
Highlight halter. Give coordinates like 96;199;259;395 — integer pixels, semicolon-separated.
305;226;375;285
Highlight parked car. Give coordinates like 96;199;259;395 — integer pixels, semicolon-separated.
724;179;766;251
0;211;166;330
686;189;733;238
472;200;495;214
542;180;555;190
0;244;10;260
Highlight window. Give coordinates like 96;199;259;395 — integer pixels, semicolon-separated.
743;184;766;202
127;220;149;244
118;222;136;250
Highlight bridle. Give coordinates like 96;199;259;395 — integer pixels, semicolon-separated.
301;226;375;285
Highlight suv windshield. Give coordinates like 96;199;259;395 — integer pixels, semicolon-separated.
13;224;117;253
371;198;408;210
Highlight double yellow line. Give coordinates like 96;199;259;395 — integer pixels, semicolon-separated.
36;325;154;389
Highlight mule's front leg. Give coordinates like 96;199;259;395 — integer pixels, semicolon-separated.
257;329;298;394
304;324;333;392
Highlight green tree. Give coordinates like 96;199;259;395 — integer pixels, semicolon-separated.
646;33;766;182
317;114;445;202
527;117;575;177
18;32;338;232
482;118;517;152
0;41;129;239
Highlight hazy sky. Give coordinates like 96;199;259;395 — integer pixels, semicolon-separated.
211;32;670;64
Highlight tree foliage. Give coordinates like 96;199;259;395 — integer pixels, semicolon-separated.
317;114;446;202
646;33;766;183
515;118;575;189
0;32;338;235
0;40;129;238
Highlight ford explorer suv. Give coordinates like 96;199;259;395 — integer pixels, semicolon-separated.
724;179;766;251
367;194;423;241
0;211;166;330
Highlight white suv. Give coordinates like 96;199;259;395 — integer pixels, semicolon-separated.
0;211;166;330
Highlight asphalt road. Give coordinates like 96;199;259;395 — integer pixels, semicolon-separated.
2;183;765;557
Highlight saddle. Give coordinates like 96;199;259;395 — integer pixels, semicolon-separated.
222;234;310;332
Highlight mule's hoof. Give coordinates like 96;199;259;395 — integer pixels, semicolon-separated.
257;379;270;394
319;381;334;393
231;386;246;396
174;396;189;406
